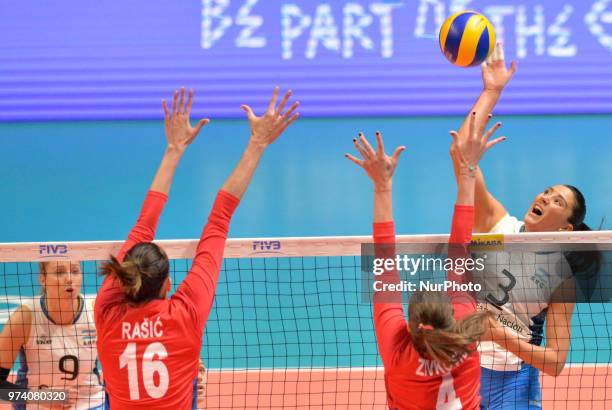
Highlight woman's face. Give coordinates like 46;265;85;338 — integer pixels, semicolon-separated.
39;261;83;302
523;185;576;232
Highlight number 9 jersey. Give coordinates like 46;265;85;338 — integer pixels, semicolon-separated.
14;295;105;409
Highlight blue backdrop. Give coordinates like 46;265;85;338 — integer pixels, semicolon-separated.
1;115;610;242
2;0;612;121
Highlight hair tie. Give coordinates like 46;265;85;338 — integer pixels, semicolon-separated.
418;323;434;331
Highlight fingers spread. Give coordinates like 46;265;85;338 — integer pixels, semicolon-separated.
267;86;280;113
241;104;255;120
276;89;292;115
178;87;186;114
171;89;178;117
162;100;169;122
279;112;299;134
483;122;502;142
485;136;506;152
509;60;518;75
185;89;194;115
282;101;300;121
485;47;494;65
353;136;369;159
345;153;364;167
193;118;210;136
491;41;504;62
391;146;406;162
375;131;384;157
286;112;299;126
359;133;376;157
449;130;459;146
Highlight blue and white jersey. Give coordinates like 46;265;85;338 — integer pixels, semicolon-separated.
475;214;573;371
15;295;104;409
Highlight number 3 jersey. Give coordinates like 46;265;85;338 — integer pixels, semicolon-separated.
15;295;105;409
475;214;573;371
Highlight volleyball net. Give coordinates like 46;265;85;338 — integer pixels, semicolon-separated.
0;231;611;409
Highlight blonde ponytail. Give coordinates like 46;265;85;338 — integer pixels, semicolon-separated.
409;291;491;368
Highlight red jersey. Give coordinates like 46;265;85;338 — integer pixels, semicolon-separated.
94;190;239;409
373;205;480;410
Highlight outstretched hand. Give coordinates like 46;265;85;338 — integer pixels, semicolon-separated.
162;87;210;153
482;42;517;93
345;132;405;191
450;112;505;169
241;87;299;149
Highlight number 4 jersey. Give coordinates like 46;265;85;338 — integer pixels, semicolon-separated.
15;295;105;409
373;206;482;410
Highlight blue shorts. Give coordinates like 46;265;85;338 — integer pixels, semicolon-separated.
480;364;541;410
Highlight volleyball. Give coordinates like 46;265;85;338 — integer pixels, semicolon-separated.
439;11;496;67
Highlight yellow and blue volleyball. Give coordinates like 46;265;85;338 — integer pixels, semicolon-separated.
439;11;496;67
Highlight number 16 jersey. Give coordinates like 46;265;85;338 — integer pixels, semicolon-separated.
95;190;239;409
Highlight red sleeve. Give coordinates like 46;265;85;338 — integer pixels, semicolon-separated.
172;190;240;332
116;191;169;262
372;221;408;370
447;205;477;312
95;191;168;322
448;205;473;245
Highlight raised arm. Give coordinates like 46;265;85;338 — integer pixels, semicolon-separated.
95;88;209;315
150;88;210;195
448;111;505;310
117;88;210;259
450;43;516;232
222;87;299;199
173;87;299;329
346;131;405;368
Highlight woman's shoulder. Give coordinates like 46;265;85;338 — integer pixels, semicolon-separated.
490;213;525;234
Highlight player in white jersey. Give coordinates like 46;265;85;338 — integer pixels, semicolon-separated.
0;260;105;409
450;43;600;409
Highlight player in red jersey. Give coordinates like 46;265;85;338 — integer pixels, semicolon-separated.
94;86;299;409
345;114;503;410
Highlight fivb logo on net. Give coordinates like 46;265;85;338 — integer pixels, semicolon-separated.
251;240;282;254
39;244;69;258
